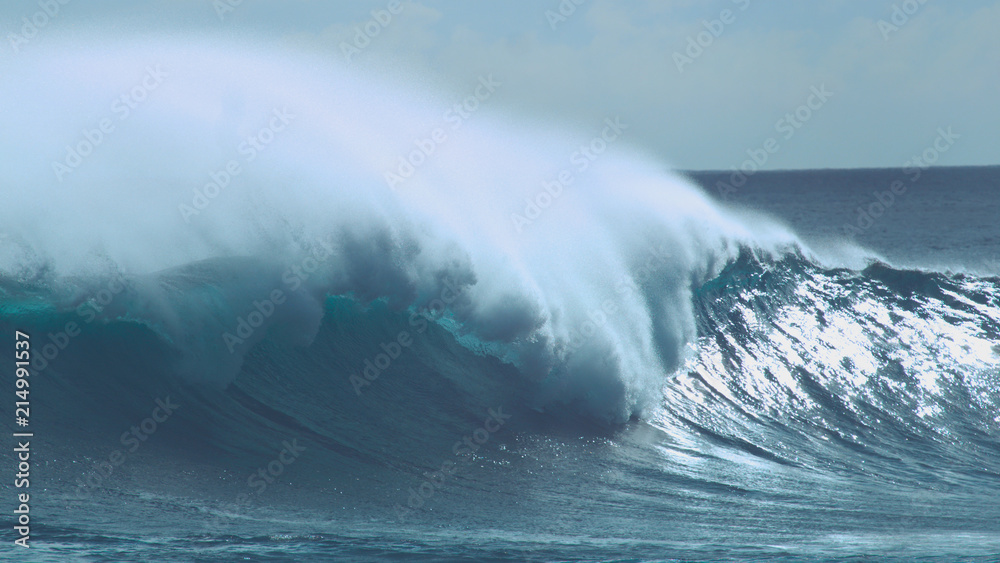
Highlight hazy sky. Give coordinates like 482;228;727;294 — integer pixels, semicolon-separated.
2;0;997;170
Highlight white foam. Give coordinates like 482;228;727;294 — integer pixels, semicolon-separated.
0;35;806;422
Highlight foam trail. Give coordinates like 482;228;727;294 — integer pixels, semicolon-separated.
0;36;804;421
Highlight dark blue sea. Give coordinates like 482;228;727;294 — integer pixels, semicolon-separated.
2;165;998;562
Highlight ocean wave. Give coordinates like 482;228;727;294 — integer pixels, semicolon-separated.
2;38;998;487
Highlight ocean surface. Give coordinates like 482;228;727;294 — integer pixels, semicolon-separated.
1;41;999;562
2;166;998;562
686;167;1000;275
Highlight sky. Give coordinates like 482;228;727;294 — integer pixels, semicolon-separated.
1;0;997;171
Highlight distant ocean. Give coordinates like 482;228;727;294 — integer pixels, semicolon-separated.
687;166;1000;274
2;40;999;562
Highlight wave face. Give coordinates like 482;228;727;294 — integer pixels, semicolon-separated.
5;250;1000;560
2;38;1000;561
674;251;1000;478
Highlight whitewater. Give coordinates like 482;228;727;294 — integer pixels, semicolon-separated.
1;37;999;562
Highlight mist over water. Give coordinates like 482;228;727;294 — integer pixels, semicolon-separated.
1;36;806;421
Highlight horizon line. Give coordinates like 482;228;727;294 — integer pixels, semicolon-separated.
679;163;1000;175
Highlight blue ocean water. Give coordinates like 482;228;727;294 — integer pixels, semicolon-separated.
1;41;999;562
3;167;999;562
687;167;1000;274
